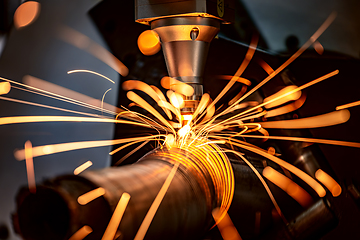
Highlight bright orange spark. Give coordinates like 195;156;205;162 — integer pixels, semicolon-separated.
101;88;112;114
68;226;93;240
0;95;104;118
315;169;342;197
15;135;166;161
239;134;360;148
23;75;121;115
127;91;175;132
313;41;324;55
263;85;301;109
123;80;172;119
24;140;36;193
208;36;258;109
336;100;360;110
265;94;306;118
67;70;116;84
161;76;194;97
257;59;274;75
134;162;180;240
0;82;11;95
14;1;40;29
212;208;243;240
229;150;287;224
101;192;131;240
263;166;312;207
137;30;161;56
229;12;337;109
0;116;148;128
74;161;93;175
259;109;350;129
77;187;106;205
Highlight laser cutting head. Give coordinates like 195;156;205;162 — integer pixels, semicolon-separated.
135;0;234;115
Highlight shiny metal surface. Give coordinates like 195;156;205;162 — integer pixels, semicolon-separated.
152;17;220;113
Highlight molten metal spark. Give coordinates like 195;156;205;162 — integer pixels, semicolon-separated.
68;226;93;240
0;82;11;95
213;208;243;240
68;70;116;84
336;100;360;110
14;1;40;29
315;169;342;197
101;192;131;240
263;166;312;207
259;109;350;129
74;161;93;175
24;140;36;193
77;187;106;205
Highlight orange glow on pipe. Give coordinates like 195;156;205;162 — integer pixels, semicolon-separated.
68;226;93;240
101;192;131;240
14;1;40;29
25;140;36;193
315;169;342;197
263;85;301;109
212;208;242;240
77;187;106;205
134;162;180;240
259;109;350;129
263;166;312;207
0;82;11;95
74;161;93;175
137;30;161;56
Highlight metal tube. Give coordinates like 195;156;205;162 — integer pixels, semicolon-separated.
14;147;223;240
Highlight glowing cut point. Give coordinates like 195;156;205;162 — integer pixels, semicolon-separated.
315;169;342;197
165;134;175;148
138;30;161;56
178;125;191;138
14;1;40;29
0;82;11;95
